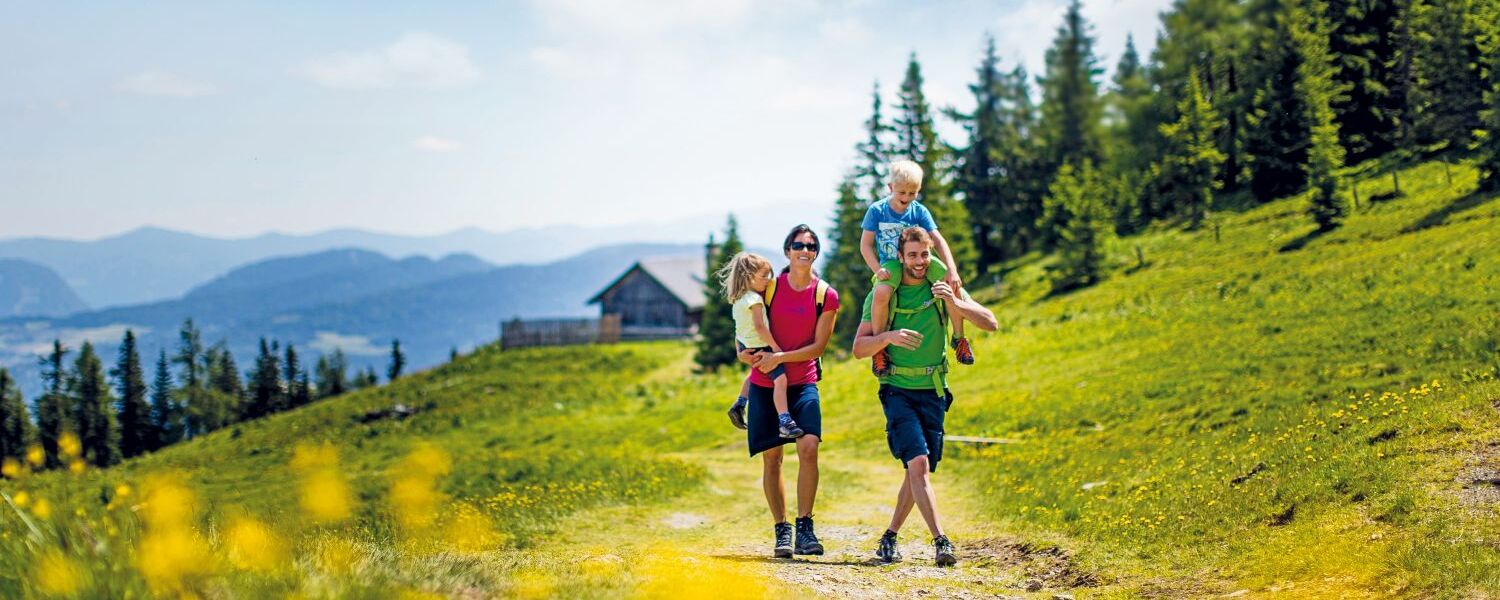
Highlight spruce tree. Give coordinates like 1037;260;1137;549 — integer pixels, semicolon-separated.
315;350;349;399
1384;0;1420;194
856;82;892;208
1327;0;1400;161
1106;34;1156;230
0;368;34;464
285;343;310;408
1158;68;1228;226
207;342;244;403
995;65;1049;258
35;340;70;468
1410;0;1485;150
112;330;152;458
1293;0;1350;229
71;342;120;467
824;173;871;349
1476;0;1500;190
949;34;1009;270
1245;0;1314;202
1042;163;1115;291
387;339;405;383
174;319;205;389
149;350;180;449
245;338;282;420
1150;0;1249;197
894;52;978;281
1038;0;1105;170
694;216;743;371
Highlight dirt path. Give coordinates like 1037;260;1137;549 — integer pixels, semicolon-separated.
552;439;1095;599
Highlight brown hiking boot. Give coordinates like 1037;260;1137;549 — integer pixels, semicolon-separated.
952;336;974;365
872;349;892;376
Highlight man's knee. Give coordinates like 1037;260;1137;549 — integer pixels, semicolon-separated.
905;454;930;474
796;435;820;459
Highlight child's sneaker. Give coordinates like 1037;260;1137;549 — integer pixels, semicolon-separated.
872;349;892;376
778;413;804;438
727;396;748;430
952;336;974;365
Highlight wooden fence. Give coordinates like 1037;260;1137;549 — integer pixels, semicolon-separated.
500;315;621;350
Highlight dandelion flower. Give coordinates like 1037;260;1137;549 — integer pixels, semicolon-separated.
34;549;84;596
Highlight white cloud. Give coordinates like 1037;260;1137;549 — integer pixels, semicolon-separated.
818;16;872;44
116;70;219;97
530;0;758;37
770;84;860;111
412;135;461;152
309;331;384;356
297;32;481;90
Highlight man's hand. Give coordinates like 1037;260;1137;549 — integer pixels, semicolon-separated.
875;267;891;281
931;280;956;302
882;329;924;351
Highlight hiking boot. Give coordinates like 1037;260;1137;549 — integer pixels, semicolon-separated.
952;336;974;365
794;516;824;555
872;348;892;376
727;396;748;430
778;413;804;438
934;535;957;567
773;522;794;558
875;530;902;563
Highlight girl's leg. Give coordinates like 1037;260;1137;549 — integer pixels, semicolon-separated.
740;374;752;400
772;374;790;415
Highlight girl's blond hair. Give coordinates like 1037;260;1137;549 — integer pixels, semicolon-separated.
716;251;772;302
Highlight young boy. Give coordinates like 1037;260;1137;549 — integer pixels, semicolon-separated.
860;160;974;375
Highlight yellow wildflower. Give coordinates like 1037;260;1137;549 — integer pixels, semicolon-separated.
58;432;81;458
225;516;286;572
34;549;84;596
33;498;52;519
1;457;23;478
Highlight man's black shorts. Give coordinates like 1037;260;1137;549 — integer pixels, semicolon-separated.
879;384;950;472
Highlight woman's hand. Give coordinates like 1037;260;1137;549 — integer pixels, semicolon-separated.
752;351;785;374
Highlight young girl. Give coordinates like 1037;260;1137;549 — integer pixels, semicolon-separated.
719;252;801;438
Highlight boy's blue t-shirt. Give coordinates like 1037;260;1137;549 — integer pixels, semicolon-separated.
862;197;939;263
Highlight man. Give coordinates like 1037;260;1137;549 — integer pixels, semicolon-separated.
852;226;998;566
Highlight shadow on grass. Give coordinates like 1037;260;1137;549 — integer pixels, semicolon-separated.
1277;225;1336;253
710;554;883;567
1402;188;1499;233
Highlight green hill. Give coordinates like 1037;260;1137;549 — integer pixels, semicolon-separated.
2;158;1497;598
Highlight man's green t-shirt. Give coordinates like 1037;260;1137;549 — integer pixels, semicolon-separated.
861;282;948;390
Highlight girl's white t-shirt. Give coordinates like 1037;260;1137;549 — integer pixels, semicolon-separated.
732;291;770;348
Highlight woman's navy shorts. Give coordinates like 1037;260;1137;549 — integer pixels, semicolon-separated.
747;382;821;456
879;384;950;472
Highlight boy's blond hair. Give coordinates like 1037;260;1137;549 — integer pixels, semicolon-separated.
716;251;773;302
889;160;924;187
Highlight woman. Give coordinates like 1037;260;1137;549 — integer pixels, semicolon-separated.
734;224;840;558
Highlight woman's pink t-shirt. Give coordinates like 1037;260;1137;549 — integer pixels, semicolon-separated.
749;273;840;388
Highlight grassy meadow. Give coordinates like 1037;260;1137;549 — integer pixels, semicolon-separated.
1;157;1498;598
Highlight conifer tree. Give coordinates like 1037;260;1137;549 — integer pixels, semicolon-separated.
894;52;977;281
35;340;70;468
1105;34;1156;230
285;343;310;408
0;368;33;464
856;82;892;207
1327;0;1401;161
207;341;244;403
174;319;205;389
1158;68;1228;226
315;350;349;399
1292;0;1350;229
70;342;120;467
1038;0;1105;170
1245;0;1314;201
1476;0;1500;190
245;338;282;420
149;350;180;449
387;339;405;383
824;173;870;348
1042;163;1114;291
949;34;1009;270
1410;0;1485;149
1150;0;1249;198
113;330;152;458
1384;0;1420;193
994;65;1049;258
695;216;743;371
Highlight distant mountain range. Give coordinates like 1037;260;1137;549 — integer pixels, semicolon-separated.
0;259;88;318
0;202;829;310
0;242;717;398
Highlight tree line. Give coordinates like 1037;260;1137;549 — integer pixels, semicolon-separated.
698;0;1498;368
0;319;409;473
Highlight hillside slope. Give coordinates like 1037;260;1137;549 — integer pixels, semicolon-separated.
1;158;1496;598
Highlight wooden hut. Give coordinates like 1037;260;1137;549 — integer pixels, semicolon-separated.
588;256;706;340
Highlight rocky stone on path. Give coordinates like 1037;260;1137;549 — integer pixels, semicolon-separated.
1025;579;1043;592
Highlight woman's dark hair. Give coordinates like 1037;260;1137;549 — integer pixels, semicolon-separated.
780;224;820;275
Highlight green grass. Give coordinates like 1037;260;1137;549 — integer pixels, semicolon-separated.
2;157;1496;598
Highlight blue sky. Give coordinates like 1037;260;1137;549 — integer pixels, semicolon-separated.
1;0;1170;240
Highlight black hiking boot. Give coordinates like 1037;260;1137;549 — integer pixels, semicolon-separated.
727;396;748;430
934;535;957;567
875;530;902;563
794;516;824;555
777;413;804;438
773;522;794;558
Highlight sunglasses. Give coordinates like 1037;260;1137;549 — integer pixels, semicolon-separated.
788;241;819;252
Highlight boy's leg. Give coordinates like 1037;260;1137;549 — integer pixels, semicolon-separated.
947;299;974;365
871;284;894;375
